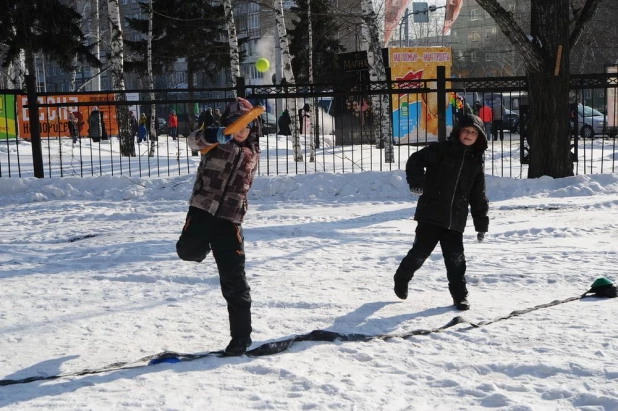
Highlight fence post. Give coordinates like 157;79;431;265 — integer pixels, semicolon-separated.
25;74;44;178
437;66;446;142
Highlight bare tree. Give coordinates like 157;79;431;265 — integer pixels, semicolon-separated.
107;0;135;157
476;0;604;178
361;0;393;162
274;0;302;162
224;0;241;92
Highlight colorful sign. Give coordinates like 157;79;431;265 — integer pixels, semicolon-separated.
17;93;119;139
389;47;453;144
0;94;17;140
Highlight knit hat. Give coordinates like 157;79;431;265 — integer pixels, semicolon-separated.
221;97;253;127
451;114;488;152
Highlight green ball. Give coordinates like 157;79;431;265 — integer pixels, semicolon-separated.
255;58;270;73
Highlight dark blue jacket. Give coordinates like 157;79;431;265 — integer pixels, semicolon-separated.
406;134;489;233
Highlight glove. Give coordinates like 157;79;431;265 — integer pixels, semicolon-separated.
477;232;486;243
410;187;423;195
216;128;233;144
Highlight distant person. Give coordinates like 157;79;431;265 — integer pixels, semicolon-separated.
492;97;505;141
129;111;138;141
475;101;492;140
68;112;78;145
176;97;260;356
138;113;148;143
299;103;310;134
168;110;178;140
88;107;102;142
99;109;108;140
394;115;489;311
213;108;222;126
278;109;292;136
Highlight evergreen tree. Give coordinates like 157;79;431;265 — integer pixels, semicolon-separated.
0;0;101;86
288;0;344;83
124;0;238;84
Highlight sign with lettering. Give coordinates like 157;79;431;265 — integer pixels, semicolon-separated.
389;47;453;144
335;51;369;73
17;93;119;139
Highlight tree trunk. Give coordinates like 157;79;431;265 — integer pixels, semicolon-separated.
107;0;135;157
223;0;240;91
147;0;156;157
361;0;393;163
527;71;572;178
526;0;572;178
307;0;315;161
274;0;302;162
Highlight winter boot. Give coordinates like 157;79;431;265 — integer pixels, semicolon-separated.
224;336;252;356
394;274;409;300
453;298;470;311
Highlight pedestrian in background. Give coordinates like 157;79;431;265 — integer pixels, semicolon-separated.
168;110;178;140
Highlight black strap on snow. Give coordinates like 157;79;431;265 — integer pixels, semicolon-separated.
0;293;610;387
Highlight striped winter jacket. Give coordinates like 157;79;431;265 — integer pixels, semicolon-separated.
187;129;260;224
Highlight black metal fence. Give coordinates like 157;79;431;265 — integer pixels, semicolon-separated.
1;72;617;179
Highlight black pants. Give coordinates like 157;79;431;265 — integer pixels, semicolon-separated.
492;120;504;140
176;206;252;338
395;222;468;300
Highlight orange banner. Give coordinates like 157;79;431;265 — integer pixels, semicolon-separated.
17;93;119;139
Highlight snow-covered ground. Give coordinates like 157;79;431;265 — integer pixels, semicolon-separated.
1;168;618;410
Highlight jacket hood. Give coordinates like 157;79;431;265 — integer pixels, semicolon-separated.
449;114;488;152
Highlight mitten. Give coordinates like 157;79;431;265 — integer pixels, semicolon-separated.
216;128;233;144
477;232;486;243
410;187;423;195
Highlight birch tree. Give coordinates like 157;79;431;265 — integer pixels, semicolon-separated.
361;0;393;163
147;0;156;157
475;0;604;178
307;0;315;161
107;0;135;157
223;0;240;92
275;0;302;162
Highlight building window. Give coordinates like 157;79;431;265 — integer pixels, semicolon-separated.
122;0;128;4
471;52;478;62
584;89;592;99
485;28;495;40
470;9;478;20
485;53;492;62
469;31;480;42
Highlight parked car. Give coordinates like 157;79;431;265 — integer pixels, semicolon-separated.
573;105;618;138
157;117;167;133
503;108;520;133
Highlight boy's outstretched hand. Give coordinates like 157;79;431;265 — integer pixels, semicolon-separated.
477;232;486;243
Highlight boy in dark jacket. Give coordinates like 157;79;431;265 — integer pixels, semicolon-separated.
394;115;489;310
176;97;260;355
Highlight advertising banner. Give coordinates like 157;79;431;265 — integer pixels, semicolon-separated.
0;94;17;140
17;93;118;139
389;47;453;144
